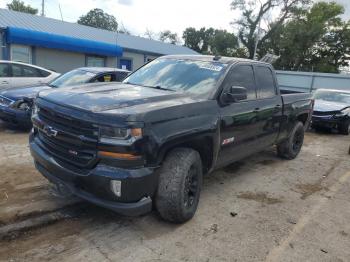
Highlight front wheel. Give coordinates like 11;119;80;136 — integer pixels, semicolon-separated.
155;148;203;223
277;121;305;160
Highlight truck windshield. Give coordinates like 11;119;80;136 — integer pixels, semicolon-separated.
49;69;96;88
314;90;350;104
123;58;227;96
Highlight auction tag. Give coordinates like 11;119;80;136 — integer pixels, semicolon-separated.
200;64;223;72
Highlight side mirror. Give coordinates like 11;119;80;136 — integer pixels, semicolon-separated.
224;86;247;103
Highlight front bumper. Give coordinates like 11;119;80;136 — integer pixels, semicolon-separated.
311;115;345;128
29;133;158;216
0;104;31;127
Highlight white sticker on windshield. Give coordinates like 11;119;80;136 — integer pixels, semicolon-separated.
199;64;223;72
86;72;96;77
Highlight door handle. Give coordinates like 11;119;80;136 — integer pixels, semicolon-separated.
1;81;9;84
253;107;260;112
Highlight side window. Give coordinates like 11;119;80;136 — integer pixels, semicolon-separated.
0;63;10;77
11;44;31;64
86;56;105;67
11;64;23;77
11;65;42;78
255;66;276;99
22;65;41;77
225;65;256;100
115;71;128;82
94;73;116;83
38;69;51;77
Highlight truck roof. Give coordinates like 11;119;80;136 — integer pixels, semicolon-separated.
162;55;271;66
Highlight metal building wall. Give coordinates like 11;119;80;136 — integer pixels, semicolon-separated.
276;70;350;93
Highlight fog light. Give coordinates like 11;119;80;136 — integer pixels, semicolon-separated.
110;180;122;197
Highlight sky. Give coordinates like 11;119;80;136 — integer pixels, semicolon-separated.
0;0;348;39
0;0;236;37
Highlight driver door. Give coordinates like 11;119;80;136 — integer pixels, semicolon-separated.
215;64;260;168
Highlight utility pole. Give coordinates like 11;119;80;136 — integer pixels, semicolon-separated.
59;4;63;21
41;0;45;16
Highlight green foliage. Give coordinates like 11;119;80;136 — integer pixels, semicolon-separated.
7;0;38;15
183;27;238;56
78;8;118;32
231;0;311;59
159;30;180;45
261;1;349;73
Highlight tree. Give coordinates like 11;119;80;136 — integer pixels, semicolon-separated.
159;30;180;44
78;8;118;31
210;29;239;56
7;0;38;15
144;29;157;40
262;2;349;73
183;27;238;56
231;0;310;59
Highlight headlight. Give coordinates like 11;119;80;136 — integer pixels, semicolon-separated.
17;101;30;111
99;126;142;144
335;108;350;117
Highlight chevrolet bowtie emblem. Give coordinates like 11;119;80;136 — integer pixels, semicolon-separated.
43;126;58;137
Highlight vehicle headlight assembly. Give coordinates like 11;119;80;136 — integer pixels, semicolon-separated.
17;101;30;111
99;126;142;145
335;108;350;117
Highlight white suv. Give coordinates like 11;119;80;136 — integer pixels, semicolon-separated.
0;60;60;90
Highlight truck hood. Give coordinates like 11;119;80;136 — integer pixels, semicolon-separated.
1;85;51;100
38;83;196;113
314;99;349;112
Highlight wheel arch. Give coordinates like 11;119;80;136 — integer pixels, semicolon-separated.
157;134;215;174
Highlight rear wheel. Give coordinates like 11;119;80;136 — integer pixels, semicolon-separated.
155;148;202;223
277;121;305;160
338;120;350;135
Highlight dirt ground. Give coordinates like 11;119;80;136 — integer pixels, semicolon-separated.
0;120;350;262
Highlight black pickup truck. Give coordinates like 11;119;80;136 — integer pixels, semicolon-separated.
30;55;313;223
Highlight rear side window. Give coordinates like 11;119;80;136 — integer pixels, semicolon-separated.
255;66;276;99
38;69;50;77
11;64;46;78
11;64;23;77
225;65;256;100
0;63;10;77
116;71;129;82
94;73;116;83
22;65;41;77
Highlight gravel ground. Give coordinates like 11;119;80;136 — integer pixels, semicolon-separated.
0;120;349;262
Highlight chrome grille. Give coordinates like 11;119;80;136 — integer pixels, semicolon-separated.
36;104;98;168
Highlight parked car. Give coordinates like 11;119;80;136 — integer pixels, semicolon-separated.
0;60;60;90
311;89;350;135
0;67;130;128
29;55;313;223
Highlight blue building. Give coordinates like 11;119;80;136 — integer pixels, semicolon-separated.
0;9;197;73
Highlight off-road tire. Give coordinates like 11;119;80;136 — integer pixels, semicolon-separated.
155;148;203;223
338;120;350;135
277;121;305;160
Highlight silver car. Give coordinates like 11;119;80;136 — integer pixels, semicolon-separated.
0;60;60;90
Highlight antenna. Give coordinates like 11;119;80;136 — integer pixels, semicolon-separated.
41;0;45;16
59;4;63;21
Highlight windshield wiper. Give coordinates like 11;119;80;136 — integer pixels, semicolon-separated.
149;85;174;91
125;82;174;91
